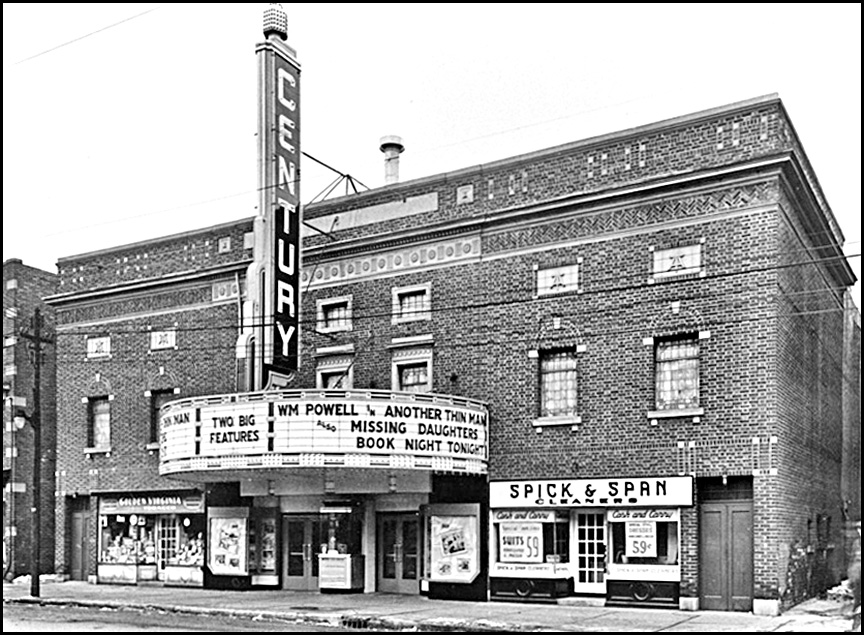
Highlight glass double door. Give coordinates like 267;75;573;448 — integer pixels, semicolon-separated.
377;513;419;594
283;516;324;591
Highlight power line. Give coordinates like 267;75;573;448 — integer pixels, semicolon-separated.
13;6;159;65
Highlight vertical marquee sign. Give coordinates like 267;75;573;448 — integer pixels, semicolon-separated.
257;6;301;387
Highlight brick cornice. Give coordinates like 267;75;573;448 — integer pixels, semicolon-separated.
44;260;252;306
303;155;790;264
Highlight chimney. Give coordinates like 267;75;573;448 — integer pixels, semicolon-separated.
379;136;405;185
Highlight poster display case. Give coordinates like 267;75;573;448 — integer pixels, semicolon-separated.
249;511;279;586
207;507;249;577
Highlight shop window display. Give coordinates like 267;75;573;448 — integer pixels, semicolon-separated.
170;516;205;567
100;515;156;565
609;520;678;565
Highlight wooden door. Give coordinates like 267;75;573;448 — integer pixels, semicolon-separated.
700;501;752;611
71;511;89;581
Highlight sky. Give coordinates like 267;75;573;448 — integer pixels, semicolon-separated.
2;3;861;308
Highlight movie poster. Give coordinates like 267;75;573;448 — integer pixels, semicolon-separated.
429;515;478;583
208;517;248;575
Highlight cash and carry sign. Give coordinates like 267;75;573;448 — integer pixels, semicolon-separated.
258;29;301;383
159;391;488;475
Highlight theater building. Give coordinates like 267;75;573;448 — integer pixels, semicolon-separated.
46;7;858;615
292;91;858;614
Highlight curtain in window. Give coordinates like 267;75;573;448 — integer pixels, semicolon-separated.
655;338;699;409
540;350;578;417
400;363;428;393
92;398;111;448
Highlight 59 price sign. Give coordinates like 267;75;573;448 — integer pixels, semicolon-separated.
625;521;657;558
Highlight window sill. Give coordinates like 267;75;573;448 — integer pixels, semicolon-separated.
647;408;703;422
84;447;111;457
317;325;353;334
391;315;432;325
533;415;582;433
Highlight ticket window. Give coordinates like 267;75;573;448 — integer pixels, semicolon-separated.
322;512;362;555
609;519;679;565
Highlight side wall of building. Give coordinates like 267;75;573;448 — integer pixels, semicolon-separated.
3;259;57;579
772;187;850;607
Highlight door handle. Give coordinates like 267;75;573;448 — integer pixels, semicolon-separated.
303;543;310;562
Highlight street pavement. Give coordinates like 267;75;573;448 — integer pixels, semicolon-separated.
2;579;858;632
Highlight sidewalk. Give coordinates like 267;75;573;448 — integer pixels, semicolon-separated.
2;579;858;632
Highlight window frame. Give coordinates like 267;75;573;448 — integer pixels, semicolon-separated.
87;395;111;451
316;361;353;389
652;334;700;415
391;346;433;393
532;346;585;429
316;295;353;333
391;283;431;324
148;388;177;445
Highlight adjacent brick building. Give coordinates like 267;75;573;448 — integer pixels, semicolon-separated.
3;258;57;580
47;94;859;614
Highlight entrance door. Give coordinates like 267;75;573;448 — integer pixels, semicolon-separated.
700;501;753;611
378;513;420;594
573;511;606;594
157;517;179;582
283;516;324;591
71;511;89;581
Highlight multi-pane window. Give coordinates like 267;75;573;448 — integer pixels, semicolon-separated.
317;296;352;333
655;336;699;410
88;396;111;449
324;303;349;330
397;362;430;393
540;349;578;418
149;389;175;444
392;285;431;323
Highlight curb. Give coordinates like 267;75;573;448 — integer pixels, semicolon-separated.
3;596;542;632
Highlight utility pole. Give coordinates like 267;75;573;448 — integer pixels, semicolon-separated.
18;307;52;599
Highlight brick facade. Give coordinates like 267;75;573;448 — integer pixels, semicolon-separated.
46;95;858;610
48;220;253;577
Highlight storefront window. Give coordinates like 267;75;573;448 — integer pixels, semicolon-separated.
100;514;156;564
609;518;679;565
169;516;205;566
493;512;569;564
